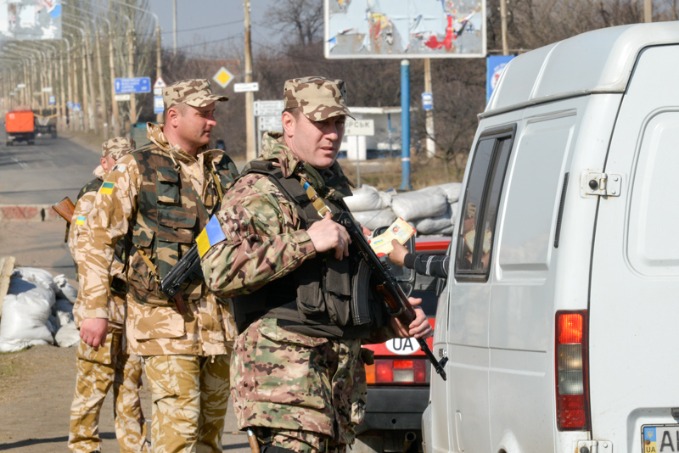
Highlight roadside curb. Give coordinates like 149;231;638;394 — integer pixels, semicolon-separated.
0;204;62;222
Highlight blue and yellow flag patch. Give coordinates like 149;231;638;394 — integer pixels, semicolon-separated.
99;181;115;195
196;215;226;258
75;215;86;225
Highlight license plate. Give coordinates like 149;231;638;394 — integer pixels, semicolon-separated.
643;425;679;452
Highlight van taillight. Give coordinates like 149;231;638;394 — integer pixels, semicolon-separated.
365;359;429;384
555;311;590;430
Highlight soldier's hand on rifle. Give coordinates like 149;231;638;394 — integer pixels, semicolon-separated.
390;297;431;339
80;317;109;349
308;212;351;260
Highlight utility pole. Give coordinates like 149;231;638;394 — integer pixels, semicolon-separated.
500;0;509;55
244;0;256;161
644;0;652;22
172;0;177;54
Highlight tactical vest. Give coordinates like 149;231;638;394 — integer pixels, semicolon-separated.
129;146;235;301
233;160;389;339
77;177;103;201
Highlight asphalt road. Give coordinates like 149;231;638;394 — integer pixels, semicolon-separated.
0;129;251;452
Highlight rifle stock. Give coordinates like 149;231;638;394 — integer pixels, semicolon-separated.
334;210;448;380
52;197;75;223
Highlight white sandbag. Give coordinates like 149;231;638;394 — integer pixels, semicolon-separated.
53;274;78;304
391;187;449;221
0;293;54;351
13;267;57;293
345;185;385;212
54;297;74;327
352;208;397;231
55;322;80;348
415;208;454;235
439;182;463;203
379;189;395;208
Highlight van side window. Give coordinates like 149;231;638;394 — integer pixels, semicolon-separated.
455;126;515;281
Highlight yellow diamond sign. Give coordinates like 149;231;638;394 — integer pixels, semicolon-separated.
213;67;234;89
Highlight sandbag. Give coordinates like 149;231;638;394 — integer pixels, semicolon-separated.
352;208;397;231
53;274;78;304
391;186;449;221
415;208;454;235
344;185;385;211
55;322;80;348
439;183;463;203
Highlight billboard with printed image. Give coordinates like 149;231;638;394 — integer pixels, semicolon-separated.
0;0;62;41
325;0;485;59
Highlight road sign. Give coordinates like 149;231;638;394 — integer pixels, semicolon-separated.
114;77;151;94
422;92;433;111
254;100;284;117
258;115;282;132
154;77;166;96
49;95;56;105
213;67;234;89
234;82;259;93
115;94;131;102
154;96;164;114
345;118;375;136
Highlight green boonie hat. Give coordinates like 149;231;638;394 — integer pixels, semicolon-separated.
163;78;228;109
102;137;134;160
283;76;353;121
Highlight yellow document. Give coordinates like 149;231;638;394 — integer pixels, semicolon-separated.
369;217;416;257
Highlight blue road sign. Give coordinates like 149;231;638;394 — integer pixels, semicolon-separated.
422;92;433;111
114;77;151;94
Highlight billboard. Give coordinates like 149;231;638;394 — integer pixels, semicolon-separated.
0;0;62;41
325;0;486;59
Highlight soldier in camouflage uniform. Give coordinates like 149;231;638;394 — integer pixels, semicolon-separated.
68;137;150;453
199;76;431;452
77;79;239;453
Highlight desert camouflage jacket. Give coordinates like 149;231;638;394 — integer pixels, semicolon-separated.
201;132;352;298
68;181;125;328
77;123;239;356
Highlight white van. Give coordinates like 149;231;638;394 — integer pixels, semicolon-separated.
422;21;679;453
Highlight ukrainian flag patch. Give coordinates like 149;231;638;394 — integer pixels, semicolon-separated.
196;215;226;258
99;181;115;195
75;215;86;225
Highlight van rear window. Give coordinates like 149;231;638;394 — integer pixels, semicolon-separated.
455;125;515;281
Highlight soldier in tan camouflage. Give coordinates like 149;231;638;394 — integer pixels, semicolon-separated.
76;79;239;453
68;136;150;453
199;76;432;452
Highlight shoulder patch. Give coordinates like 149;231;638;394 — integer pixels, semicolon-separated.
111;163;126;173
99;181;115;195
196;215;227;258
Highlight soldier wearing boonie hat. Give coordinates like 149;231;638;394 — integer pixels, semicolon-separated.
68;134;149;453
76;77;238;452
163;78;228;109
200;76;431;452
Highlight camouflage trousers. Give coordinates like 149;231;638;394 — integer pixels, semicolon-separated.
231;318;369;453
68;328;149;453
144;353;231;453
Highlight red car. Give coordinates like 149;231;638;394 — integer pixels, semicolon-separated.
351;236;451;453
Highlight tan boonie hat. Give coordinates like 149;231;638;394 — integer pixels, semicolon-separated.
102;137;134;160
163;79;228;109
283;76;353;121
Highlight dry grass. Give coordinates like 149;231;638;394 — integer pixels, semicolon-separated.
340;153;467;192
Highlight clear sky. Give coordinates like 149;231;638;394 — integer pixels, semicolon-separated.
147;0;279;56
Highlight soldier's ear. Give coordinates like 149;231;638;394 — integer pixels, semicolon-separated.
282;111;296;136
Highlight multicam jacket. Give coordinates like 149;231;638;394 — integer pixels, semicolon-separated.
77;123;239;356
201;131;349;298
69;173;125;328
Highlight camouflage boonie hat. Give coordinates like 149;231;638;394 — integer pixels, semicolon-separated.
101;137;134;160
163;78;228;109
283;76;353;121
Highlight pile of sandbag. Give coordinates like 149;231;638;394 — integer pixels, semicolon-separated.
0;267;80;352
344;183;461;235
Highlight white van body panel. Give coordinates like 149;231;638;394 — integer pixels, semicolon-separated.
423;21;679;453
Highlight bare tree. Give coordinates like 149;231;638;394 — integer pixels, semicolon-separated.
264;0;324;46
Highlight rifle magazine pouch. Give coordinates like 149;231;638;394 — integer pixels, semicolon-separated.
351;259;373;326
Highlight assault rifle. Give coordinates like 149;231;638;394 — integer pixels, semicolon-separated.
334;210;448;380
160;245;201;299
